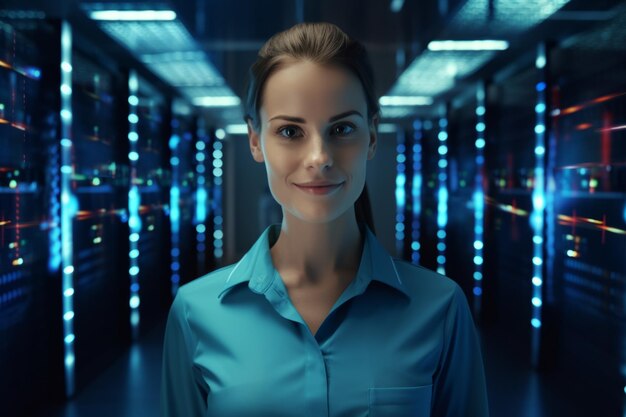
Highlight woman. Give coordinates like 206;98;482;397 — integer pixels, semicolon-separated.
161;22;489;417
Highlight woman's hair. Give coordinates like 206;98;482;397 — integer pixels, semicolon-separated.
243;22;380;236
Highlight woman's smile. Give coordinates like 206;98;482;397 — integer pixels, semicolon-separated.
294;182;345;195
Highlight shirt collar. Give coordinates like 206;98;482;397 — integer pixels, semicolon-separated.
217;223;409;300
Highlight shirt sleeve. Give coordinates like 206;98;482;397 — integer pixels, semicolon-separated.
431;283;490;417
160;292;208;417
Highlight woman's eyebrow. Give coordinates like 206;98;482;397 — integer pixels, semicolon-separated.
268;110;363;123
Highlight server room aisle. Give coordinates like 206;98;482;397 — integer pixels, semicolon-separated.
34;318;590;417
39;320;166;417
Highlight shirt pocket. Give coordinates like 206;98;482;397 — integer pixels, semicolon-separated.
368;384;432;417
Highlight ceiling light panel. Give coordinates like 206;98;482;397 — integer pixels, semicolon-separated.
389;49;496;97
180;86;237;99
98;20;196;54
145;60;224;87
380;106;422;119
89;10;176;21
449;0;571;38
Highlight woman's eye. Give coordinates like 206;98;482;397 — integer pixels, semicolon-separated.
333;123;355;136
277;126;301;139
276;123;356;140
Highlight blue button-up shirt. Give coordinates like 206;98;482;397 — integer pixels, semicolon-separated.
161;223;489;417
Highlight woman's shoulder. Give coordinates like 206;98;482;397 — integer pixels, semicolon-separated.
391;258;462;303
175;263;239;303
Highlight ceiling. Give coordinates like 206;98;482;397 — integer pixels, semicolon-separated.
2;0;625;127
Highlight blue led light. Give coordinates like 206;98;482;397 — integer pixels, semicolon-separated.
195;126;208;232
530;43;547;369
127;69;142;340
436;113;448;274
59;20;76;398
129;295;140;308
395;130;407;255
168;125;186;294
60;109;72;120
472;84;487;314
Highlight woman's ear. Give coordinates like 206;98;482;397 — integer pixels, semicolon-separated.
367;114;379;160
248;120;265;163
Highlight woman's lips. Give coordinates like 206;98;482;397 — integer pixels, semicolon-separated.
294;182;344;195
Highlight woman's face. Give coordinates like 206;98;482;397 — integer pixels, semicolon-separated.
247;60;378;225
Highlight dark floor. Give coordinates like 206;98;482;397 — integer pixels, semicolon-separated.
34;319;621;417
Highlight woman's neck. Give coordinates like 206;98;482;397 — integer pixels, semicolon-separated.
269;211;364;290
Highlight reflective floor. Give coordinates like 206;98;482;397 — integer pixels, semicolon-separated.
34;318;617;417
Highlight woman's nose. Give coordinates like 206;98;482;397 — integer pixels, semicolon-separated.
305;133;333;169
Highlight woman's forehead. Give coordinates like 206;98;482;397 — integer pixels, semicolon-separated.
261;61;367;119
